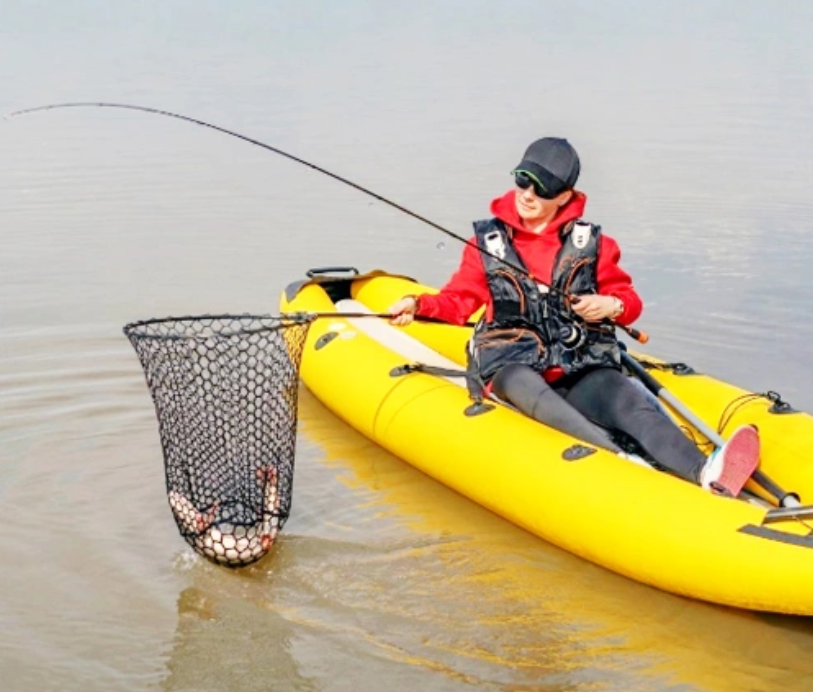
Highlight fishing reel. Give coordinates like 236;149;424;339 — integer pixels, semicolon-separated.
558;323;586;350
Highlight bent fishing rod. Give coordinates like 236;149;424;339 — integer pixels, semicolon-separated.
5;101;648;343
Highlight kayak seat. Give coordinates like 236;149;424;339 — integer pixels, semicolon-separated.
335;299;466;384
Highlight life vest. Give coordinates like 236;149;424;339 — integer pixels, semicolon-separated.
468;218;621;385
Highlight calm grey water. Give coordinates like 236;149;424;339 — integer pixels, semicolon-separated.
2;2;813;691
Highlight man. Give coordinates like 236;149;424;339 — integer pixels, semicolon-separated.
389;137;759;496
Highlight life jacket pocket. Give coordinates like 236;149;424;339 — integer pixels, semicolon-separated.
471;327;546;383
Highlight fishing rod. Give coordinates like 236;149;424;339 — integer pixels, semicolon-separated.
5;101;648;343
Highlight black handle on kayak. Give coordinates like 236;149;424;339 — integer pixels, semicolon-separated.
306;266;360;278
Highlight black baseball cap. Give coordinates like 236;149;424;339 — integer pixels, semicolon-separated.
511;137;581;198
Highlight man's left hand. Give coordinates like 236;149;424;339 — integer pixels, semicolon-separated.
570;294;622;322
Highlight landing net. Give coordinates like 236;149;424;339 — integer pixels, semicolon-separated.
124;314;313;567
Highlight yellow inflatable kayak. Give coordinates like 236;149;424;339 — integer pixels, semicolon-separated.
280;268;813;615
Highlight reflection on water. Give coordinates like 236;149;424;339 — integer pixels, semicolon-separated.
3;1;813;690
156;389;813;691
163;582;317;692
293;389;813;692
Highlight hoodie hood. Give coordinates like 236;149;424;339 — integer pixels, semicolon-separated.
489;189;587;236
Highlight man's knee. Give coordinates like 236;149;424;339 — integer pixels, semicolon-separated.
492;363;539;400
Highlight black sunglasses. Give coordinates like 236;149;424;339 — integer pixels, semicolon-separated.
514;171;557;199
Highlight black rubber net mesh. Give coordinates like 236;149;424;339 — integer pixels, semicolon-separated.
124;314;313;567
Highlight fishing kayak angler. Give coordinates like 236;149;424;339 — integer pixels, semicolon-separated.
388;136;759;496
5;104;760;498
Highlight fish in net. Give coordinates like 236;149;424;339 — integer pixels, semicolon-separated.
124;314;313;567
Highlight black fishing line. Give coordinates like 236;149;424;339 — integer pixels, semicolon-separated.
6;103;525;273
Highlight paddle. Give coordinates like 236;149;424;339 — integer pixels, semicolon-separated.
620;351;802;509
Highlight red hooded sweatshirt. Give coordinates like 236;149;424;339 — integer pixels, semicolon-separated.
415;189;643;379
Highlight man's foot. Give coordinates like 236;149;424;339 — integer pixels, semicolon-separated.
701;425;760;496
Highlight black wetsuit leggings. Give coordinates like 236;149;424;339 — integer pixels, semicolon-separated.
491;363;707;482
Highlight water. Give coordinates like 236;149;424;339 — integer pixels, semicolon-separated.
2;1;813;690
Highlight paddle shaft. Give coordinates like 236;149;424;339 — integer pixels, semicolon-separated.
5;101;647;345
620;352;801;507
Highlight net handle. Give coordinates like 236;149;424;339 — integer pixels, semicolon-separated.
123;311;464;340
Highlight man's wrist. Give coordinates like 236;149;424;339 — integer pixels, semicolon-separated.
609;296;624;319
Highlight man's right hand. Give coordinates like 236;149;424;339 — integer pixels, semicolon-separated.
388;296;418;326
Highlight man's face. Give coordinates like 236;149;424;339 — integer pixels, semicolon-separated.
514;184;572;224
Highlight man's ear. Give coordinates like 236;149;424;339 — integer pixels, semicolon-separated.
557;190;573;207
